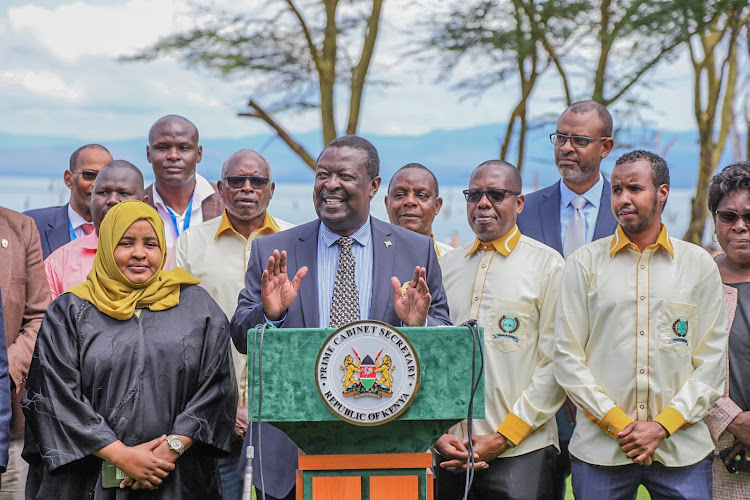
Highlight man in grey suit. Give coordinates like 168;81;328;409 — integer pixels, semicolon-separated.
25;144;113;258
516;100;617;499
230;135;451;499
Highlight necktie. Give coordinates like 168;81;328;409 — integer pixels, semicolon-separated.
563;196;587;258
81;223;95;235
329;237;360;328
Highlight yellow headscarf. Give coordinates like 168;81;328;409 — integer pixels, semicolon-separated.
69;200;200;320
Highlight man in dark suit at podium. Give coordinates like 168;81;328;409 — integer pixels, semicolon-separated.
231;135;451;499
516;100;617;499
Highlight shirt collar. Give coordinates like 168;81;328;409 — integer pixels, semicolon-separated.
609;223;674;258
67;203;88;229
214;210;281;239
152;173;214;212
431;234;441;259
465;225;521;257
560;173;604;209
320;217;372;248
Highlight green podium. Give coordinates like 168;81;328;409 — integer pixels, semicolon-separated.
247;323;485;500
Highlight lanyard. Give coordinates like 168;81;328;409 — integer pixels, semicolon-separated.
68;219;77;241
165;197;193;237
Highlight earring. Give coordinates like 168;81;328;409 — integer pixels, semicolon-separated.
712;233;718;242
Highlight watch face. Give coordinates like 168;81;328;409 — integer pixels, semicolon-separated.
167;436;184;454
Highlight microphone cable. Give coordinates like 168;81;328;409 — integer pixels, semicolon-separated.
243;322;268;500
461;319;484;500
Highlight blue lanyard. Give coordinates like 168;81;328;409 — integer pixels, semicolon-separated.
68;219;77;241
165;197;193;237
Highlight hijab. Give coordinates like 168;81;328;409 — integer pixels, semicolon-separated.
69;200;199;320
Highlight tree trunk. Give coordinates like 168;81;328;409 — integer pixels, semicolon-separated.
319;0;339;145
346;0;383;135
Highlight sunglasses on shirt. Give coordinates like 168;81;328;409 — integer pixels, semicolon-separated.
716;210;750;226
223;176;271;190
463;188;521;204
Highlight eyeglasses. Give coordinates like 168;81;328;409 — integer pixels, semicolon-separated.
71;170;98;182
223;176;271;190
463;188;520;204
716;210;750;226
550;133;611;149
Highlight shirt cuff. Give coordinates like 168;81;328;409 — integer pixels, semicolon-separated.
496;413;534;446
600;406;633;438
264;312;286;327
654;407;685;437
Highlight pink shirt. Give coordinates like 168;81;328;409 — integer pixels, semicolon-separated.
45;232;98;300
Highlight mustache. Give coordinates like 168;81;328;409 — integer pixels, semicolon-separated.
557;153;579;162
319;188;348;200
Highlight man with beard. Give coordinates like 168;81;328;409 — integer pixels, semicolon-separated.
230;135;451;500
554;150;727;498
385;163;453;259
174;149;294;500
26;144;113;259
516;100;617;497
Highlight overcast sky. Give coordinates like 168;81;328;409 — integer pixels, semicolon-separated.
1;0;701;141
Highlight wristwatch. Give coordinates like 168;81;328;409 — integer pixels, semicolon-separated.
166;435;185;456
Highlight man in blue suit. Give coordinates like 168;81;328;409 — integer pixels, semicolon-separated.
25;144;113;258
516;100;617;499
230;135;451;499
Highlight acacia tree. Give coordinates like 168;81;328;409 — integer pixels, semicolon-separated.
682;0;750;244
123;0;384;171
424;0;583;171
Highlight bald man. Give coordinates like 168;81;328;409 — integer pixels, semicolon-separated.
174;149;294;500
44;160;146;299
145;115;223;249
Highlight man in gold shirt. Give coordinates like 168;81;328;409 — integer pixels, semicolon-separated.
554;150;728;499
435;160;566;498
174;149;294;500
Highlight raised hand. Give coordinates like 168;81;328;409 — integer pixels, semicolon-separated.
261;249;308;321
391;266;431;327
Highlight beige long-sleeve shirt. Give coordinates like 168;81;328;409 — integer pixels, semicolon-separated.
554;224;728;467
441;226;566;457
174;210;295;405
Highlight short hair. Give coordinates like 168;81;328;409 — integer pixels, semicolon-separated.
69;144;110;171
220;149;271;178
471;160;522;192
614;150;669;189
148;114;199;144
708;161;750;214
99;160;145;186
387;163;439;196
565;100;614;137
318;135;379;179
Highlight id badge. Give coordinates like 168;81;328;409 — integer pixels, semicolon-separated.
101;461;127;488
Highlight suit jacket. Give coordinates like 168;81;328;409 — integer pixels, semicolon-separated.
0;207;50;438
23;204;70;260
516;179;618;255
144;182;224;222
229;216;451;497
0;291;11;470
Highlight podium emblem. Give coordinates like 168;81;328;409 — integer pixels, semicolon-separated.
316;320;420;426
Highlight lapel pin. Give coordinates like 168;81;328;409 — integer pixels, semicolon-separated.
1;239;7;248
384;240;392;248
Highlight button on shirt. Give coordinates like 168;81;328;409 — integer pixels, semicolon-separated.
151;173;217;249
174;210;294;404
317;218;374;328
441;226;566;457
554;224;728;467
559;174;604;245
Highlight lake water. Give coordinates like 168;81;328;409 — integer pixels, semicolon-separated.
0;175;703;246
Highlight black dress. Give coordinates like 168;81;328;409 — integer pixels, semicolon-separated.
22;285;237;499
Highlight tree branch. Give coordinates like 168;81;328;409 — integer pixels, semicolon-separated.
346;0;383;135
285;0;321;69
238;99;317;171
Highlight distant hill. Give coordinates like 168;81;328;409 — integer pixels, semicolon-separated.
0;124;740;188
